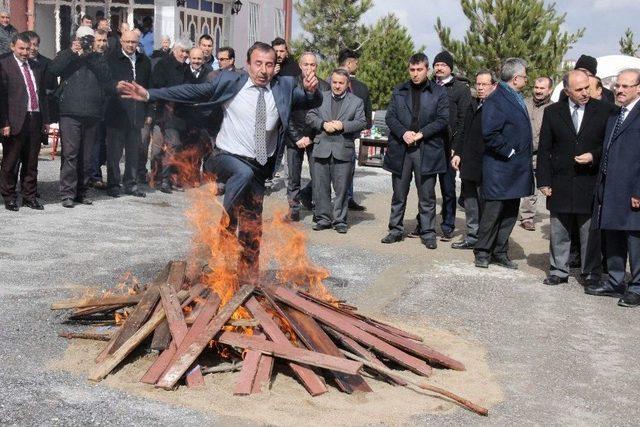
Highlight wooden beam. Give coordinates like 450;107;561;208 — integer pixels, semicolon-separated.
51;294;143;310
244;297;327;396
233;350;262;395
155;285;255;390
150;261;187;351
218;331;363;375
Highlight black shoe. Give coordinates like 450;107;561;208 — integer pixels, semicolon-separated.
491;256;518;269
312;222;332;231
543;275;568;286
107;188;120;198
475;256;489;268
407;228;421;238
582;278;600;288
451;240;475;250
312;215;319;223
23;199;44;210
348;200;366;211
4;200;18;211
618;292;640;307
381;233;404;244
421;239;437;250
160;182;173;194
288;210;300;222
334;224;348;234
299;193;313;211
74;196;93;205
61;198;75;208
584;281;624;298
124;189;146;198
440;230;454;241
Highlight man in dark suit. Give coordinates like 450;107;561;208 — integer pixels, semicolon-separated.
474;58;534;269
118;42;322;279
450;69;498;249
104;30;152;198
272;37;300;78
285;52;329;221
380;52;450;249
587;69;640;307
306;68;366;233
537;70;612;286
0;33;49;211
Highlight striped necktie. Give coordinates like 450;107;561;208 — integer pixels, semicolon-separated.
254;87;268;165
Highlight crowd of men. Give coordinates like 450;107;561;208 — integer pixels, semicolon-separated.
1;8;639;307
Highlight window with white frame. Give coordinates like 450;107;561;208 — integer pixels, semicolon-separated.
274;8;285;38
248;2;260;45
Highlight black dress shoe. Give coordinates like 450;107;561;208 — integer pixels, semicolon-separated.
124;189;146;198
287;210;300;222
312;222;332;231
543;275;568;286
491;256;518;269
23;199;44;210
160;182;173;194
407;227;421;238
475;256;489;268
61;198;75;208
4;200;18;211
618;291;640;307
107;188;120;198
451;240;474;250
421;239;437;250
348;200;366;211
582;278;600;288
440;230;454;241
585;281;624;298
74;197;93;205
334;224;348;234
381;233;404;244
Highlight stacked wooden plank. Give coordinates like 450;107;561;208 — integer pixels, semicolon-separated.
53;260;487;416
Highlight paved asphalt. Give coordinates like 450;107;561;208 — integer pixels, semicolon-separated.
1;151;638;426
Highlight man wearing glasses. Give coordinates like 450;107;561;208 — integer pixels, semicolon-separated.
216;47;241;73
588;69;640;308
473;58;535;269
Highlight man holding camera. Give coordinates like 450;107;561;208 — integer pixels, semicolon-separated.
49;27;111;207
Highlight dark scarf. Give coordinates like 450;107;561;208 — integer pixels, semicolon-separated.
410;80;428;131
533;95;551;108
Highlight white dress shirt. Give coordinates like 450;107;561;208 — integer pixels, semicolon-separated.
14;55;39;112
569;100;586;131
216;78;280;159
123;49;137;80
190;66;201;79
621;97;640;122
436;75;454;86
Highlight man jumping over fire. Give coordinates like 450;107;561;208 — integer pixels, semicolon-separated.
118;42;322;281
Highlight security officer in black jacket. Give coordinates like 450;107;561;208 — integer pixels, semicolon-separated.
49;27;111;207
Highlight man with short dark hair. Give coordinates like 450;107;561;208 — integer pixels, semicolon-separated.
537;70;611;286
118;42;322;279
81;15;93;28
88;28;109;189
139;16;154;57
216;46;238;72
381;53;450;249
0;32;50;211
306;68;366;233
271;37;300;77
198;34;219;70
474;58;534;269
520;76;554;231
0;9;17;55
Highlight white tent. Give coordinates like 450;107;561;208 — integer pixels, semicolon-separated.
551;54;640;101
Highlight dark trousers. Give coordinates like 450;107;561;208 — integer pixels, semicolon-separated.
106;126;141;191
549;213;601;280
347;151;356;202
0;113;42;202
388;147;437;240
474;198;520;259
313;155;352;227
90;121;106;182
437;163;457;234
286;143;314;212
153;127;182;183
604;230;640;294
59;116;97;200
461;179;484;244
138;122;153;181
205;151;270;278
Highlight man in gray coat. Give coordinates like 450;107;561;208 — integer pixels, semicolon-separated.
306;68;366;233
0;9;17;56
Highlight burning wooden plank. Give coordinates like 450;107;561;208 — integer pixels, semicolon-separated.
150;261;187;351
51;294;143;310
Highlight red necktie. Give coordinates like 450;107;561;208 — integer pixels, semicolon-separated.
21;62;39;111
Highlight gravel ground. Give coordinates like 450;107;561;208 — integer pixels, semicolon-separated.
1;149;639;426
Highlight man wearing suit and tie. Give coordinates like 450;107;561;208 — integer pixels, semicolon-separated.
474;58;534;269
306;68;366;233
0;32;49;211
537;70;612;286
119;42;321;279
587;69;640;307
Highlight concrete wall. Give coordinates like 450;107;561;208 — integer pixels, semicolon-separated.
9;0;27;31
34;3;55;58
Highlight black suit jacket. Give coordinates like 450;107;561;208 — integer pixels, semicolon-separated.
536;98;613;214
455;98;484;183
104;49;151;129
349;77;373;129
0;55;49;134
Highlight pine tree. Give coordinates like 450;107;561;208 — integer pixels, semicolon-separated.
358;14;418;110
435;0;584;85
619;28;639;57
292;0;373;66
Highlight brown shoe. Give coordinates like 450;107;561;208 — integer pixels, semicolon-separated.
520;220;535;231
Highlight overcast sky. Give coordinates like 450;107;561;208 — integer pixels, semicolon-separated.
292;0;640;61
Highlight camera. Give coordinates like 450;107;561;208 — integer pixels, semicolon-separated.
79;35;95;53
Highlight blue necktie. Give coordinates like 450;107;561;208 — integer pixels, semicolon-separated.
602;107;628;176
